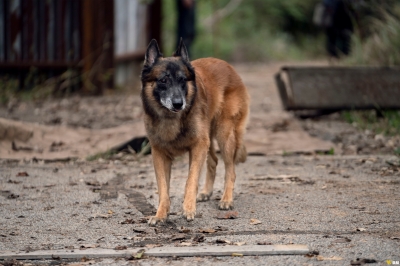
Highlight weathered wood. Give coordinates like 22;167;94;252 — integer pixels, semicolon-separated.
81;0;114;94
0;245;309;260
146;244;309;257
276;66;400;111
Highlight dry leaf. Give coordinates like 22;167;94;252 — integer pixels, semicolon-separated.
92;213;112;219
145;244;162;248
16;172;29;177
234;242;246;246
172;234;186;241
178;227;191;233
121;219;135;224
250;218;262;225
193;234;205;243
356;228;366;232
231;253;243;257
133;249;145;259
79;244;99;250
216;239;231;244
198;228;216;234
332;237;351;243
216;211;239;219
317;255;342;261
213;226;228;232
180;242;192;246
85;180;100;186
133;228;147;233
257;241;272;245
350;258;377;265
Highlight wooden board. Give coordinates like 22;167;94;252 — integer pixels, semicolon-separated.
0;245;309;260
276;66;400;110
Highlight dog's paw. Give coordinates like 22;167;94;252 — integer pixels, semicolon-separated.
218;201;234;210
197;192;212;202
182;210;196;222
148;216;167;226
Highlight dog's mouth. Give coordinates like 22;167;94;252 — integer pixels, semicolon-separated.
170;107;183;113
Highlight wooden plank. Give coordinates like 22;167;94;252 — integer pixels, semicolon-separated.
0;245;309;260
146;244;309;257
277;66;400;110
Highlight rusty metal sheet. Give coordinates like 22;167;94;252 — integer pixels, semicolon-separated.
275;66;400;110
0;0;82;67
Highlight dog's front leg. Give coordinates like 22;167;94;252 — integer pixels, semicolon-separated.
148;147;172;226
183;140;208;221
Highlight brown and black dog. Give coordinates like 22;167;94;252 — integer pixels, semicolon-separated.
140;39;249;225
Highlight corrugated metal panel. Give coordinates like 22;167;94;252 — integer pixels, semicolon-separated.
0;0;161;92
0;0;81;68
114;0;162;89
114;0;147;57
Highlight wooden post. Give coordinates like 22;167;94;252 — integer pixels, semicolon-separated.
81;0;114;95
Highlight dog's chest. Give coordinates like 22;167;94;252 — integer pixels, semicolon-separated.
147;117;196;145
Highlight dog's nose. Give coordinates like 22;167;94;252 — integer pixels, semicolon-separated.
172;98;183;110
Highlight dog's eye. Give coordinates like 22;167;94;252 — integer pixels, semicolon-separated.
179;77;187;83
159;77;168;84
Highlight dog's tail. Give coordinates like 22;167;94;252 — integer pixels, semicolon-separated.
234;143;247;164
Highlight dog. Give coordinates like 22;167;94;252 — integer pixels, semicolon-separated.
140;39;249;225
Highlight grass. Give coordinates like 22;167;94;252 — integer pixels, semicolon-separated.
341;5;400;141
345;4;400;66
342;110;400;136
86;150;117;162
0;76;19;105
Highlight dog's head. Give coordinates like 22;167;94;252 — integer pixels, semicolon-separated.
141;39;196;117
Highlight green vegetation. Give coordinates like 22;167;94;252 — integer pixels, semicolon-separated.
342;110;400;136
86;149;117;162
0;68;81;104
346;3;400;66
342;4;400;138
0;76;19;105
162;0;400;63
162;0;325;61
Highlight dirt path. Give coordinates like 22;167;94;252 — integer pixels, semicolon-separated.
1;62;398;161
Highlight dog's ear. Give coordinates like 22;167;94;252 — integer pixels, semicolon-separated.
173;38;190;63
144;39;162;67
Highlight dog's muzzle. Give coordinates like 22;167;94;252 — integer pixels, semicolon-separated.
172;97;184;111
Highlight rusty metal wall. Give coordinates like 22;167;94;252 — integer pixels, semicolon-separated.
0;0;161;93
0;0;81;69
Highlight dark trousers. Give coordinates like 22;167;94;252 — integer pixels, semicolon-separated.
326;28;352;57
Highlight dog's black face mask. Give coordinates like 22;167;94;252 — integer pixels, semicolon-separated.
141;39;195;114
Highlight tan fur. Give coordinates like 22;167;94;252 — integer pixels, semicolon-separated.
143;58;249;225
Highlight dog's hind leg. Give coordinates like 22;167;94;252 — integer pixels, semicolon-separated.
216;123;238;210
197;140;218;202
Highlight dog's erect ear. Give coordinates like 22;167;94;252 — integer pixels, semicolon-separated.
144;39;162;67
173;38;190;63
